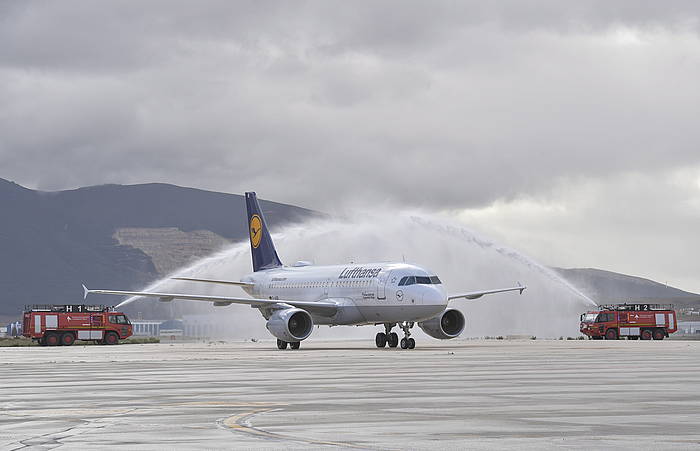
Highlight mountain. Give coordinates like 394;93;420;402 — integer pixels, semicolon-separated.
0;178;318;318
3;177;698;322
554;267;700;307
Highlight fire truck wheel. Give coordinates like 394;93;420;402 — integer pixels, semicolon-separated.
60;333;75;346
45;332;59;346
605;329;618;340
103;332;119;345
652;329;665;340
641;329;652;340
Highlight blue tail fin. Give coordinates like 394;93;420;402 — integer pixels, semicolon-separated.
245;192;283;272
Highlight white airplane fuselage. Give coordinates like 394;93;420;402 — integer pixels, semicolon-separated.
240;262;447;326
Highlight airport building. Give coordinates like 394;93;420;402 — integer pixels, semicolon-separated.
131;315;229;338
678;321;700;335
131;320;164;337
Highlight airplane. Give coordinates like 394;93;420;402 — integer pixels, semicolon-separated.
84;192;526;350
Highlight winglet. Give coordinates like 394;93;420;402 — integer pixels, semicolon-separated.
518;282;526;295
82;284;89;300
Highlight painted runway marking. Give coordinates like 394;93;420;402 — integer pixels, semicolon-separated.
218;407;392;450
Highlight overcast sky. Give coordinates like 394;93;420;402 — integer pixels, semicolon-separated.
1;1;699;291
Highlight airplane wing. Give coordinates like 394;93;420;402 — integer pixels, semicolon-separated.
170;277;254;288
448;284;526;301
82;285;337;316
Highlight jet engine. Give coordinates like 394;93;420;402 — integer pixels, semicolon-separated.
266;308;314;342
418;309;465;339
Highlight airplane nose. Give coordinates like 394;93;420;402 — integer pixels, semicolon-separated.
423;286;446;306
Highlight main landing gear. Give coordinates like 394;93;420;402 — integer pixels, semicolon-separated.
277;339;301;350
375;322;415;350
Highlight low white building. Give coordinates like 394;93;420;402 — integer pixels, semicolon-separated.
131;320;166;337
678;321;700;334
131;316;229;338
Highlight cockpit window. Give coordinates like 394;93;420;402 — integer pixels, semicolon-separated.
398;275;442;286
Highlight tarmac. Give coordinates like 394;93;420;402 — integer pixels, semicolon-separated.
1;338;700;450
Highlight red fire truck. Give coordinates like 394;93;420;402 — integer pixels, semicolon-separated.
22;304;133;346
580;303;677;340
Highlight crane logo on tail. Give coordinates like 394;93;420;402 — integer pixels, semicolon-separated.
250;214;263;248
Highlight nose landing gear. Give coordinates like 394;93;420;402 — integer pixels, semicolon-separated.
399;321;416;349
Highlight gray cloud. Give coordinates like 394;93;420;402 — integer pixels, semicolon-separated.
455;168;700;293
1;0;699;212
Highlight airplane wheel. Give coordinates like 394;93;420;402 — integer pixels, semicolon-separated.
277;339;288;350
375;332;387;348
290;341;301;350
60;333;75;346
653;329;665;340
388;332;399;348
408;338;415;349
400;338;408;349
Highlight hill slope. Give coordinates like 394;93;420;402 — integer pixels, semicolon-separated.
0;178;317;317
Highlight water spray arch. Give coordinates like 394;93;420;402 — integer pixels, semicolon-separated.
119;212;595;339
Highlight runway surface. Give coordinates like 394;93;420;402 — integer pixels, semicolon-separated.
1;339;700;450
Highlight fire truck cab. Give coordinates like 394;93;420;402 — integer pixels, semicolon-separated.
580;304;677;340
22;304;133;346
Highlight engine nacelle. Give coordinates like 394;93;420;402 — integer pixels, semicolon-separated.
418;309;465;339
266;308;314;342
